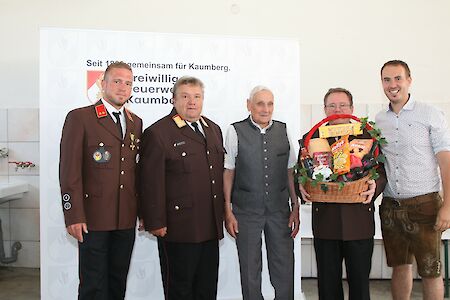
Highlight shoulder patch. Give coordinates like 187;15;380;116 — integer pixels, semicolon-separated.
172;114;187;128
95;104;108;118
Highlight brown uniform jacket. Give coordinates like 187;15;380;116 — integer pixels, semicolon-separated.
300;130;387;241
59;101;142;231
138;108;225;243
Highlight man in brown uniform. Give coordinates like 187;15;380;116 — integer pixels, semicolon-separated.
299;88;386;300
59;61;142;300
138;76;224;300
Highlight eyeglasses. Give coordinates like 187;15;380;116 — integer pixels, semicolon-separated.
324;103;352;109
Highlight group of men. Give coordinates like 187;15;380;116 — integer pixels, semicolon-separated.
59;59;450;300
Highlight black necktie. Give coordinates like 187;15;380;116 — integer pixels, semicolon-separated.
191;122;205;139
112;112;123;139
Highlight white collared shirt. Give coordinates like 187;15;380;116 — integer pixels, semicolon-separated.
224;116;296;170
101;99;126;138
186;120;205;137
375;97;450;198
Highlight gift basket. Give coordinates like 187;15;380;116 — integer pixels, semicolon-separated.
297;114;386;203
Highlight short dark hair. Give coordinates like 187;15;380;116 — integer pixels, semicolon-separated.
323;87;353;106
381;60;411;78
172;76;204;98
104;61;132;80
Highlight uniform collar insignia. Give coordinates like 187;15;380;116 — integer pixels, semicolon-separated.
200;116;209;128
172;114;187;128
95;104;108;118
124;108;134;122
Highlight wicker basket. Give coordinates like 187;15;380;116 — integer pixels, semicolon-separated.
303;114;377;203
304;175;370;203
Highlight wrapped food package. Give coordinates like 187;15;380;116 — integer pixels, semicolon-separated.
308;138;331;156
331;135;351;175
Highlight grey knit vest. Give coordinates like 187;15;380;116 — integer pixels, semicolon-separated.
231;117;290;215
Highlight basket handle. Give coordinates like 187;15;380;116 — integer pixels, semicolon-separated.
304;114;378;156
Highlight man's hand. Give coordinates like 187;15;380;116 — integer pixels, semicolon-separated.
435;204;450;232
67;223;88;242
225;211;239;238
288;204;300;238
150;227;167;237
360;179;376;204
299;184;311;202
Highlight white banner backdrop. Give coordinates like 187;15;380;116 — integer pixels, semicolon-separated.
40;28;301;300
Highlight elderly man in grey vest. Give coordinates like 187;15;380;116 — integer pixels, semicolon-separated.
224;86;300;300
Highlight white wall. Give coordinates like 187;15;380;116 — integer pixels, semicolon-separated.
2;0;450;279
1;0;450;108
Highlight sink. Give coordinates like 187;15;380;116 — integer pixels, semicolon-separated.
0;181;29;204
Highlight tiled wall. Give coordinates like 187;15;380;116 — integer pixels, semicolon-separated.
0;108;40;268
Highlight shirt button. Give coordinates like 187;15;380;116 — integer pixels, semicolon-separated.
265;165;268;169
121;157;125;161
207;150;210;155
265;175;268;178
122;143;125;147
121;170;125;175
265;191;269;195
182;152;186;157
265;183;269;186
212;180;215;184
213;195;217;199
264;149;267;152
120;184;124;189
263;141;267;144
175;205;180;210
84;194;89;198
368;207;372;211
264;157;268;160
210;165;213;169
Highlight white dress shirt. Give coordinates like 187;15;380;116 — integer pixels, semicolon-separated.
375;97;450;198
224;116;296;170
101;99;126;139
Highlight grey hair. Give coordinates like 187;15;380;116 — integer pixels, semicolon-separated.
248;85;273;101
172;76;205;98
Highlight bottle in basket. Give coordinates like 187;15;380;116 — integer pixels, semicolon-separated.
299;139;314;177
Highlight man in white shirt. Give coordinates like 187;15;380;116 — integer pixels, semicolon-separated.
376;60;450;300
223;86;299;300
